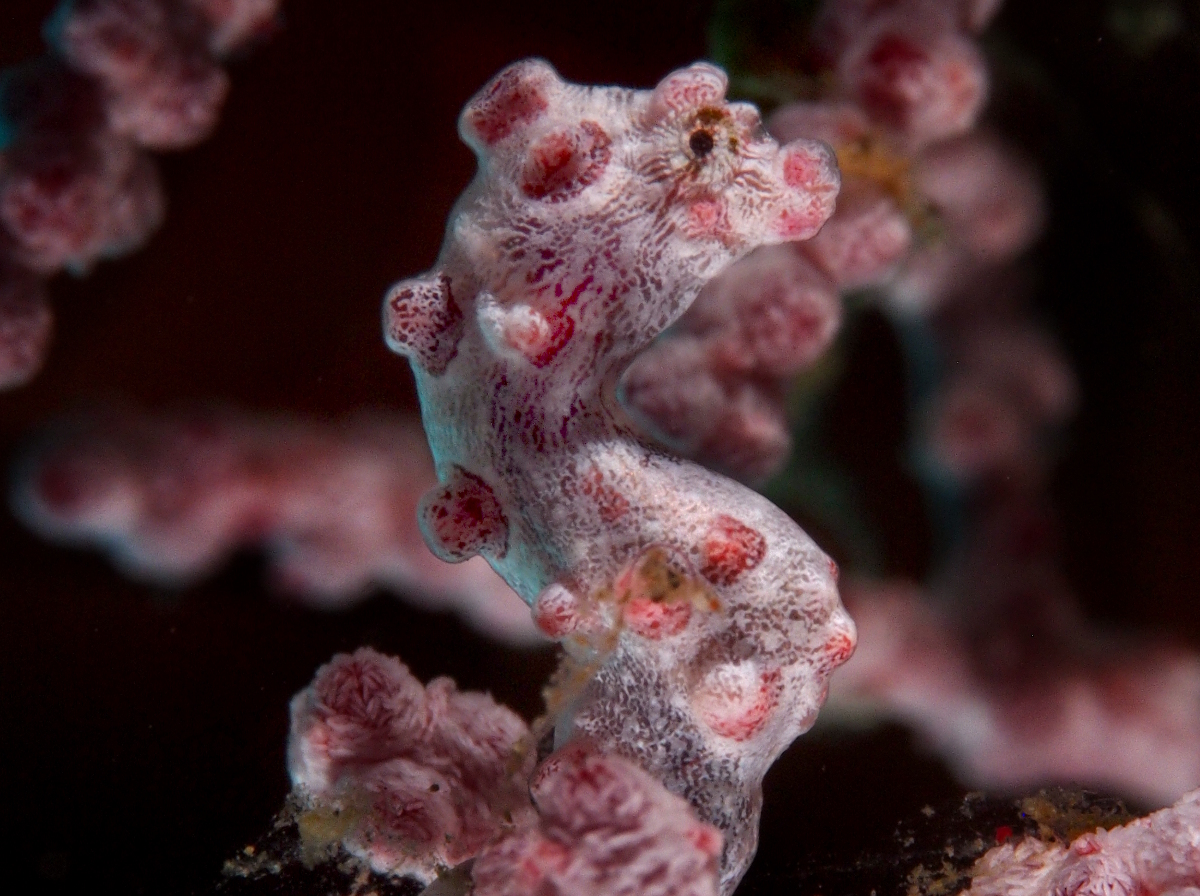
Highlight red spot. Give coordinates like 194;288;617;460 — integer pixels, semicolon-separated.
776;205;825;240
827;557;840;583
527;308;574;368
625;596;691;640
384;275;464;374
580;468;629;523
521;121;611;202
698;667;781;741
700;514;767;585
685;198;731;241
825;630;855;665
523;275;594;368
420;466;508;561
994;825;1013;844
685;825;723;857
533;587;579;637
783;148;823;190
463;62;551;145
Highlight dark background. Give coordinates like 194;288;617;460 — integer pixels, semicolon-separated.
1;0;1198;892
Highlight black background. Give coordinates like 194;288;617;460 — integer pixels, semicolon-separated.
1;1;1198;892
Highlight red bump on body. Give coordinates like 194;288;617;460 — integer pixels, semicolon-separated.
783;150;823;191
625;596;691;640
521;121;611;202
384;275;464;375
700;514;767;585
523;308;573;368
647;63;728;121
419;466;508;562
824;630;855;666
522;275;594;367
686;824;723;857
534;584;580;637
694;666;781;742
775;204;826;241
462;61;552;146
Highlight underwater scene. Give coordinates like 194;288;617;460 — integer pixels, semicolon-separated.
1;1;1199;894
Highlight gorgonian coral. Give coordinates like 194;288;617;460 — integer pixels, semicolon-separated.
13;406;540;642
0;0;282;388
961;786;1200;896
472;740;724;896
383;58;853;891
625;0;1044;485
288;647;536;882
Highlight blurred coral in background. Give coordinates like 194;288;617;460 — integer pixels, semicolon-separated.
0;0;280;387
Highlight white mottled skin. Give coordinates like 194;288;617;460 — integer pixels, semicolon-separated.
384;59;854;893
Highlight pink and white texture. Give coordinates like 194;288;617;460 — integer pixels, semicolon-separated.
621;243;842;483
961;787;1200;896
383;59;853;891
795;0;1044;310
624;0;1044;483
0;0;281;388
12;407;541;644
288;649;723;894
471;740;723;896
287;648;536;882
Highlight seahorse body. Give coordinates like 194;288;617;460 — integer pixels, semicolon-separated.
384;59;854;892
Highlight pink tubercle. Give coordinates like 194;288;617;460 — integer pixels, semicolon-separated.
533;584;581;637
824;629;856;666
462;60;553;146
700;514;767;585
419;466;509;562
648;63;728;121
693;664;782;741
776;204;827;241
384;274;464;375
521;120;611;202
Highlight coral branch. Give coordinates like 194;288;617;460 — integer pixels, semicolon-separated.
961;787;1200;896
288;648;536;882
833;574;1200;806
12;406;542;644
0;0;283;388
472;741;722;896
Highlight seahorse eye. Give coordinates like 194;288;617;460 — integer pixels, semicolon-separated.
689;129;715;158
